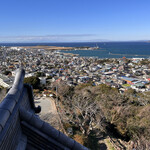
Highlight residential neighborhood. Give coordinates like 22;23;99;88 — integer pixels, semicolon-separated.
0;46;150;93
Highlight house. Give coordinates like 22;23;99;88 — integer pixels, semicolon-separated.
120;76;139;85
131;82;145;89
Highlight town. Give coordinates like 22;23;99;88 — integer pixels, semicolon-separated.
0;46;150;93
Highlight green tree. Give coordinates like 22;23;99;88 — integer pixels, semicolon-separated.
24;76;40;89
35;72;46;77
3;70;11;75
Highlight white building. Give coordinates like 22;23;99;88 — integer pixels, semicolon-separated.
0;78;9;88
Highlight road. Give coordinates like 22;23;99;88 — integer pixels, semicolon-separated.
34;96;66;132
35;97;57;115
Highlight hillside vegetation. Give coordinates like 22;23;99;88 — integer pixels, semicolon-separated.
56;82;150;149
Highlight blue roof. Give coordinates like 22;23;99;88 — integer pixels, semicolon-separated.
121;76;138;82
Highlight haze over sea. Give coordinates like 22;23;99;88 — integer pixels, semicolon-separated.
1;42;150;59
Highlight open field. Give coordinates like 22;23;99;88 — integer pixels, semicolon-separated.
20;46;74;50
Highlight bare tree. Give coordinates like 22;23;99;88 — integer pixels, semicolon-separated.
59;93;105;136
51;80;72;98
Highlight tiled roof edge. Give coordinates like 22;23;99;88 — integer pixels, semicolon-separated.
20;108;89;150
0;68;25;132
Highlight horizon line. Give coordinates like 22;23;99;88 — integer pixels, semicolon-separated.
0;40;150;44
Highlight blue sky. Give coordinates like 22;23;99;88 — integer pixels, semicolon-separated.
0;0;150;42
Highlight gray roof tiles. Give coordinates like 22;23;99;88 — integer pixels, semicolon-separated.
0;126;2;133
20;108;82;149
41;122;60;139
0;97;16;114
19;108;33;122
7;88;21;102
0;109;10;129
12;68;25;90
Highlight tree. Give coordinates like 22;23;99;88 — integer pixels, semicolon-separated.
24;76;40;89
51;81;74;98
36;72;46;77
60;93;105;137
54;82;150;149
3;70;11;75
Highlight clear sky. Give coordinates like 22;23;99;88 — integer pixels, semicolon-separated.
0;0;150;42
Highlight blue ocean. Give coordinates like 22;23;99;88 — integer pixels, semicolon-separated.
1;42;150;58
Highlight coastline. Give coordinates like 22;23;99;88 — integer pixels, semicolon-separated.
2;42;150;59
18;45;100;51
109;52;150;57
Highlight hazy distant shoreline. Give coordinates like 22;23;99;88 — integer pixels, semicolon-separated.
1;42;150;58
109;52;150;57
14;45;101;51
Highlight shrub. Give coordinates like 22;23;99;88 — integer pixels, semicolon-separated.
24;76;40;89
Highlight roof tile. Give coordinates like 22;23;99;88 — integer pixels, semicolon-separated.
0;109;10;129
0;97;16;114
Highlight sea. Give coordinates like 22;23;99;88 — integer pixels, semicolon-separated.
1;42;150;59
